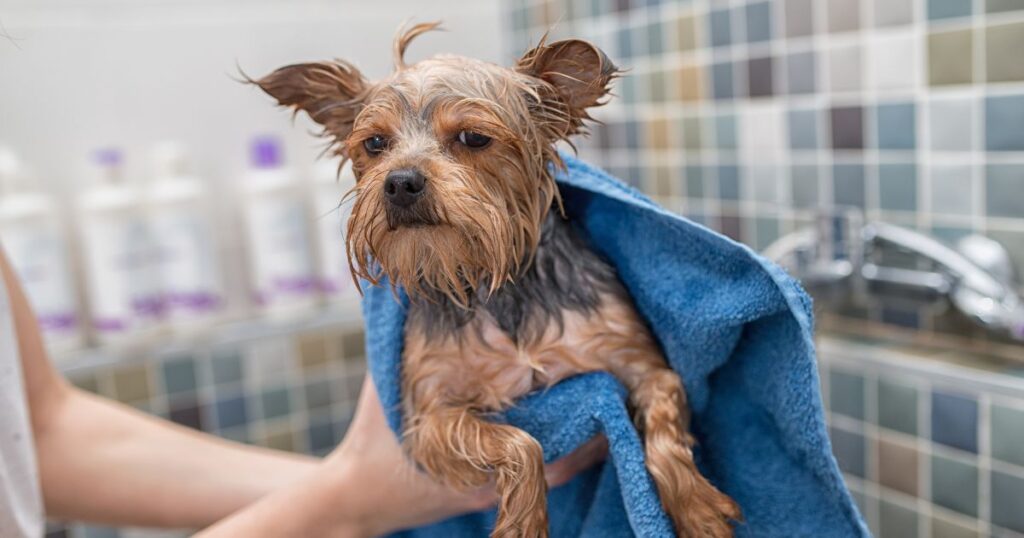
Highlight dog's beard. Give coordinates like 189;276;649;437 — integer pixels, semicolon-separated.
346;179;523;308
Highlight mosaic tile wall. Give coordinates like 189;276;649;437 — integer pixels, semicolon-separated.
505;0;1024;343
45;312;367;538
819;340;1024;537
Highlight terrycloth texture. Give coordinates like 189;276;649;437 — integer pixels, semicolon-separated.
363;155;869;537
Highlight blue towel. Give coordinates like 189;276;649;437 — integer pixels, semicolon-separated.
362;154;869;537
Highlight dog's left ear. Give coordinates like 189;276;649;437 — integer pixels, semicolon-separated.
514;39;618;136
253;60;371;142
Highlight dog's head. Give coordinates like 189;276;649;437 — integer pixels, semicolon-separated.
255;22;617;306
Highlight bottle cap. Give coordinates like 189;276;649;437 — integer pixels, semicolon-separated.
250;136;282;169
90;148;125;184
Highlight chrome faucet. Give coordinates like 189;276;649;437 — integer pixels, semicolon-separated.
763;212;1024;342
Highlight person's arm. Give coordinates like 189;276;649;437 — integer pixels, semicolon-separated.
1;249;320;529
198;377;608;537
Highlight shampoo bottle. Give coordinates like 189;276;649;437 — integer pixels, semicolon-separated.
147;143;223;326
77;149;163;342
0;146;81;351
240;136;316;314
310;159;359;308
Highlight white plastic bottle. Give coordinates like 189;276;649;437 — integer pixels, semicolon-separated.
310;159;360;309
0;147;82;351
240;136;317;314
77;149;163;342
147;143;224;326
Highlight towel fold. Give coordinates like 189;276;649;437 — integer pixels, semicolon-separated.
363;155;869;537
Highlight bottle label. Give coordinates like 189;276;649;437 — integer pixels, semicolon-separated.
81;210;163;333
244;194;315;306
2;220;79;338
150;207;222;318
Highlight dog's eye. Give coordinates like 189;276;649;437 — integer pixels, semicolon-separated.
363;135;389;156
457;131;492;149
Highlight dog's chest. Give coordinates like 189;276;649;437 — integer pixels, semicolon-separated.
400;214;659;412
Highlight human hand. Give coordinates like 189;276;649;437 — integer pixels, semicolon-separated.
327;376;608;537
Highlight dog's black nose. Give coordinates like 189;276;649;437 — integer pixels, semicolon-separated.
384;168;426;208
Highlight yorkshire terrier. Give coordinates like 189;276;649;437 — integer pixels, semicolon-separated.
254;22;740;537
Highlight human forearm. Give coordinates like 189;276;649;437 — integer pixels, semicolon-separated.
35;387;318;529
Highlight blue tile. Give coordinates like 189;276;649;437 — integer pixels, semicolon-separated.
881;306;921;328
928;0;973;19
786;51;817;94
162;356;197;394
718;165;741;200
830;426;866;477
168;395;204;430
789;109;819;149
716;114;738;149
931;454;979;517
931;390;978;453
829;369;865;419
876;103;917;150
308;419;337;454
986;94;1024;151
879;164;918;212
216;395;249;430
930;165;974;216
712;61;736;100
617;27;634;59
833;164;866;208
991;470;1024;533
746;2;773;43
983;163;1024;216
710;9;733;48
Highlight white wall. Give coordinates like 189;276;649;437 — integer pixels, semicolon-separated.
0;0;505;188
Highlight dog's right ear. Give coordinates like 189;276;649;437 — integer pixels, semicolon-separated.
252;60;371;141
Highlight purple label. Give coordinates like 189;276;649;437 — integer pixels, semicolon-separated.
94;317;128;333
254;275;316;305
38;313;78;333
132;296;167;319
165;292;223;314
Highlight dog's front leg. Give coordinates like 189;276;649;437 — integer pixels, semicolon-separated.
403;406;549;537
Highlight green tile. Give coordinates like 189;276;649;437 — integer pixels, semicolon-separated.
162;356;198;394
260;387;292;420
211;349;244;385
985;165;1024;218
341;331;365;361
878;164;917;213
931;515;978;538
991;404;1024;467
988;0;1024;13
991;470;1024;532
931;454;979;517
987;22;1024;82
879;499;918;538
791;165;820;208
928;29;974;86
112;365;151;404
682;116;703;150
753;217;781;251
877;379;918;434
676;13;697;51
69;372;100;394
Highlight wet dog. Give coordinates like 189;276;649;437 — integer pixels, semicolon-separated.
254;22;740;537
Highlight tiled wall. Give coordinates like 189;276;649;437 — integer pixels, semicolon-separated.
46;311;367;538
819;338;1024;537
505;0;1024;343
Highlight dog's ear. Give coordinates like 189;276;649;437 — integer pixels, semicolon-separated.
253;60;371;141
514;39;618;136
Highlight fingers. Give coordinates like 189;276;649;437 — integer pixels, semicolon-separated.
543;435;609;488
